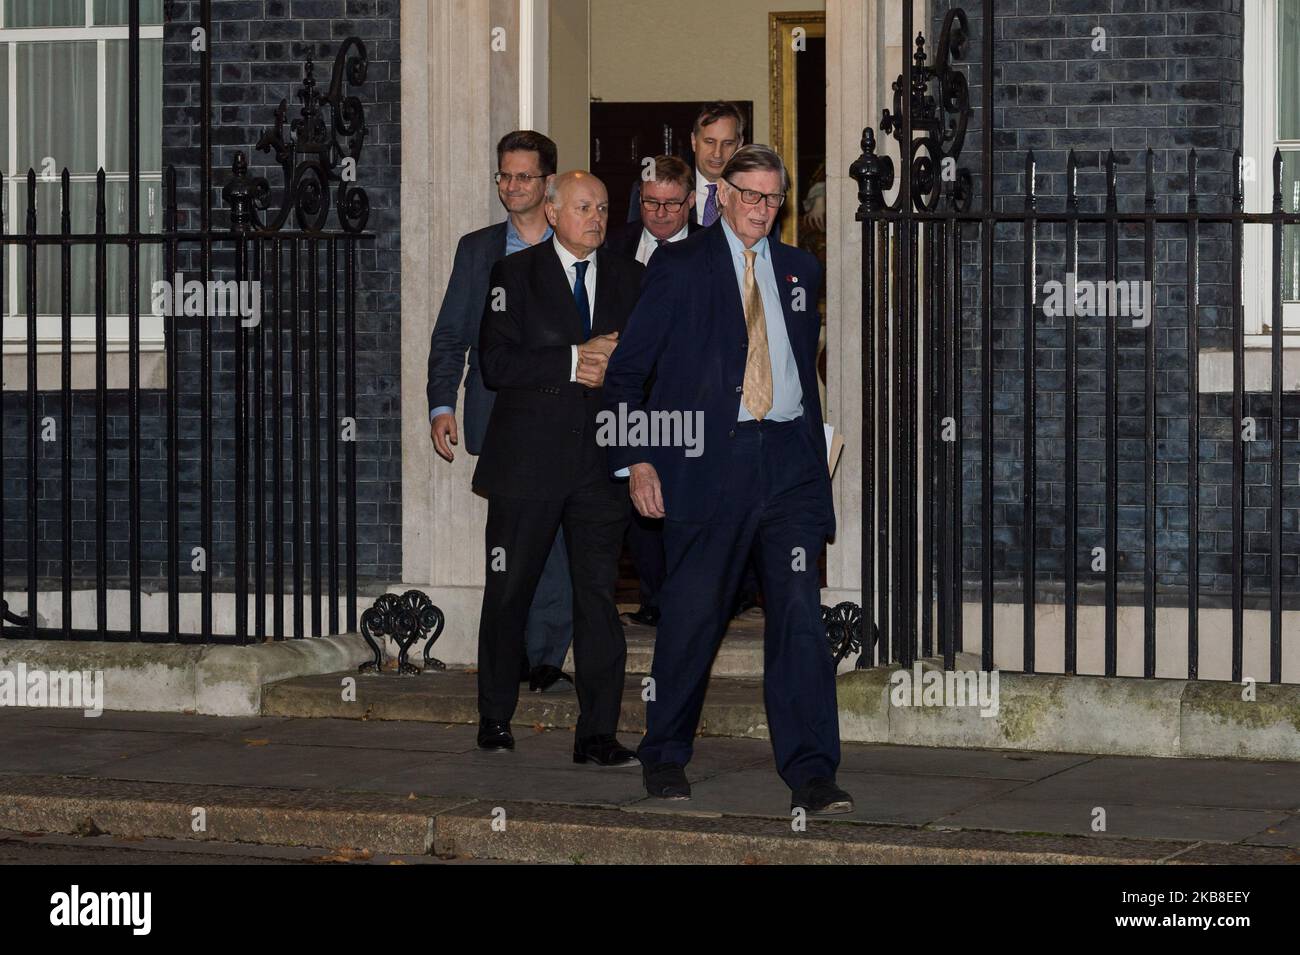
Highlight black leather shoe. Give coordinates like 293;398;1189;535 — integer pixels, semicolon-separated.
529;664;574;693
573;734;639;767
623;606;660;627
477;718;514;751
791;777;854;815
643;762;691;799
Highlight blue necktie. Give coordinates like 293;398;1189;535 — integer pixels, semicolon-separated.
573;260;591;338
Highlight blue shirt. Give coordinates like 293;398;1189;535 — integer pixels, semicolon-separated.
720;217;803;422
431;218;555;422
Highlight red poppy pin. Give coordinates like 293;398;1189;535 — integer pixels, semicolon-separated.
786;274;798;283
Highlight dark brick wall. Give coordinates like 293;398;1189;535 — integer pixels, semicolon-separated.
2;0;401;592
921;0;1297;605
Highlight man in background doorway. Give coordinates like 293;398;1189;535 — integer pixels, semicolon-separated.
625;100;744;228
426;130;577;694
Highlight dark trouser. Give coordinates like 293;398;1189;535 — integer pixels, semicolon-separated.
477;476;629;738
637;416;839;790
524;528;573;668
625;512;665;611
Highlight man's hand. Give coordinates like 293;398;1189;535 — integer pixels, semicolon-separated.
629;462;665;518
430;412;458;462
576;331;618;388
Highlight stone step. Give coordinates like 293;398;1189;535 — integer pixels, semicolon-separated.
0;773;458;856
262;668;770;739
566;613;766;678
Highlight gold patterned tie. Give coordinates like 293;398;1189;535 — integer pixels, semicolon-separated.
741;249;774;420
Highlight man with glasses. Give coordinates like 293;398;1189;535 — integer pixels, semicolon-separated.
426;130;577;695
606;156;700;628
607;155;700;267
604;145;851;815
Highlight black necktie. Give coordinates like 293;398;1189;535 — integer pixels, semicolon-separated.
573;260;591;338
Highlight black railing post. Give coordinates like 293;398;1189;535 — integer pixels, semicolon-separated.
1186;149;1200;680
1022;150;1037;673
1065;149;1079;675
60;169;73;639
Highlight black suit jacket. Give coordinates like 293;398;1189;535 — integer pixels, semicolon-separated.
474;241;645;500
425;222;509;455
604;217;702;261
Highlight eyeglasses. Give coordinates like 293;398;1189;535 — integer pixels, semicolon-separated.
640;196;690;213
723;178;786;209
494;172;546;185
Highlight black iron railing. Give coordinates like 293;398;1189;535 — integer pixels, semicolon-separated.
0;4;370;644
852;3;1298;683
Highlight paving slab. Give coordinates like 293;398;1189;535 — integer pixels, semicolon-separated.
253;717;484;754
0;707;276;736
644;765;1027;825
0;725;195;776
836;743;1096;780
346;752;651;807
1007;754;1300;811
937;795;1293;844
86;738;446;792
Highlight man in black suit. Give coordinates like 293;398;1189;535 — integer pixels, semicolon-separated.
474;171;644;765
605;155;700;628
426;131;576;694
604;146;851;814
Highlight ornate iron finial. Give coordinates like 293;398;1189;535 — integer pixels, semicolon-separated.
222;151;257;232
850;127;894;218
358;590;446;675
878;8;972;212
244;37;370;234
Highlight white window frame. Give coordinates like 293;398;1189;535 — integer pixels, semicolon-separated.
1242;0;1300;345
0;0;165;355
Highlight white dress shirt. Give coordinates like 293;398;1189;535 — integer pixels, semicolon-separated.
635;222;689;265
552;236;597;382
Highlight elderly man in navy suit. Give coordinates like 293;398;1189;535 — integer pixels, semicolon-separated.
426;130;575;694
603;145;851;815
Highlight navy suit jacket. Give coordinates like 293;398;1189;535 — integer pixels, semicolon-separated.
426;221;508;455
603;222;833;532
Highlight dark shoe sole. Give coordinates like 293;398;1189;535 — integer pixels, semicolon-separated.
794;799;854;815
535;681;574;694
646;789;691;800
477;741;514;752
573;753;640;767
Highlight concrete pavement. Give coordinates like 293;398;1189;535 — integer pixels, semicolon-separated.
0;706;1296;863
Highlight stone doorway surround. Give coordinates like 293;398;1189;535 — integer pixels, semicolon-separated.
398;0;896;664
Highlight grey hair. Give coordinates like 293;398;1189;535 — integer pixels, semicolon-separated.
719;144;789;192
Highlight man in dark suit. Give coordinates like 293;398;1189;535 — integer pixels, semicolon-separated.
604;155;700;627
426;131;575;694
474;170;644;764
603;145;851;814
